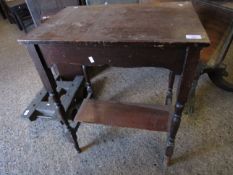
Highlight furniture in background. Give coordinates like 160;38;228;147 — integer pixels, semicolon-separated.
7;0;33;32
0;0;14;22
18;2;209;166
193;0;233;92
184;0;233;113
25;0;82;27
0;0;33;32
0;0;7;19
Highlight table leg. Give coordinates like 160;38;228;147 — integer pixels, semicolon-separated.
82;65;93;98
165;71;175;105
165;47;201;166
26;44;81;152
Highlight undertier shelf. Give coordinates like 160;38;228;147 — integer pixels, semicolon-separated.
75;99;172;132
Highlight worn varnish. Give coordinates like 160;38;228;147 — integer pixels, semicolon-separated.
75;99;171;131
19;2;209;46
18;2;210;166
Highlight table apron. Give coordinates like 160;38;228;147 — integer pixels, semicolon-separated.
39;44;187;74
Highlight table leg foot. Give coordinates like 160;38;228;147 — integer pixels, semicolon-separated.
164;140;174;166
165;103;183;166
71;130;82;153
71;122;82;153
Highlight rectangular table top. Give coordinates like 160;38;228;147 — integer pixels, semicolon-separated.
18;2;209;47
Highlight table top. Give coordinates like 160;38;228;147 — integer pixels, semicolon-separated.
19;2;209;47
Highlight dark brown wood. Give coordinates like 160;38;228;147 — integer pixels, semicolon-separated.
19;2;210;79
26;45;58;93
39;44;186;74
19;3;209;46
26;44;81;152
19;2;209;165
75;99;171;131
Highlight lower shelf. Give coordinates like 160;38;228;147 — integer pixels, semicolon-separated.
74;99;172;132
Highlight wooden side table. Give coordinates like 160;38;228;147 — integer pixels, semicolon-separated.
18;2;209;166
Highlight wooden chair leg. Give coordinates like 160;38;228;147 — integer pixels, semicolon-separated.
165;71;175;105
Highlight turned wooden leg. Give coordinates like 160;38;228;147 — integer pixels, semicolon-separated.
50;92;81;153
27;45;81;153
165;71;175;105
165;47;201;166
165;103;184;165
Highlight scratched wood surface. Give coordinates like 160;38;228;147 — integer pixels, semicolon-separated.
19;2;209;46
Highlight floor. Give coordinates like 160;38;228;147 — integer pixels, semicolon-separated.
0;17;233;175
